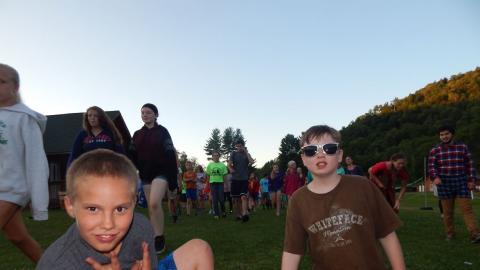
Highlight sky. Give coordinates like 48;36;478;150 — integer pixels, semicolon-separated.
1;0;479;167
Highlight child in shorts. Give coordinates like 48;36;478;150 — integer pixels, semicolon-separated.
183;161;198;216
259;174;271;209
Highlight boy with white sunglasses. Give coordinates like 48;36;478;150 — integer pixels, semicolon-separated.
281;125;406;270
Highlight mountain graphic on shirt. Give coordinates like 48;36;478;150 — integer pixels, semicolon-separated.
0;121;7;145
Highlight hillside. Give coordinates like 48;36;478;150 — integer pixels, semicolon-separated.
341;67;480;180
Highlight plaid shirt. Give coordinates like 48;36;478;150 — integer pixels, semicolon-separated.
428;141;477;181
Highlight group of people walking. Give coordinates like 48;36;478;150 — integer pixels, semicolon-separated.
1;61;479;270
1;63;214;269
65;102;178;255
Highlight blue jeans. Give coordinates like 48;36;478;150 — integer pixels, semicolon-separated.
211;183;225;216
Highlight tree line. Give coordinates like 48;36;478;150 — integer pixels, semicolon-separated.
342;67;480;180
202;67;480;182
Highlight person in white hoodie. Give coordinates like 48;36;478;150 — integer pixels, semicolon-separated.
0;63;49;262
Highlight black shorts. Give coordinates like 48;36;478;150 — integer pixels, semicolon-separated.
231;180;248;197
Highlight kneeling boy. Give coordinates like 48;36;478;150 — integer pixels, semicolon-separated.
37;149;214;270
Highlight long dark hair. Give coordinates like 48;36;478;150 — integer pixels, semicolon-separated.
83;106;123;144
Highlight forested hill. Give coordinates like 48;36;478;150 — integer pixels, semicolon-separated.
341;67;480;180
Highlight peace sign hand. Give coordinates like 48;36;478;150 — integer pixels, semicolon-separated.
85;242;151;270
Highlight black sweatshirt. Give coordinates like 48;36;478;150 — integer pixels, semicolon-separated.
130;124;178;190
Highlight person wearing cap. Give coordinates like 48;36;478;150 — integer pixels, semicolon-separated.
129;103;179;254
228;139;254;222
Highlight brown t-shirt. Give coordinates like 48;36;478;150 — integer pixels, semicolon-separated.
283;175;401;270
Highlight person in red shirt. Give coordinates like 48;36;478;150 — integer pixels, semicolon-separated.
284;161;302;202
296;167;306;187
248;173;260;212
368;153;409;213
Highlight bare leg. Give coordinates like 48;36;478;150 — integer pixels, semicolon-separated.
0;201;42;262
144;178;168;236
198;191;204;209
168;199;174;215
276;191;281;216
233;197;241;217
174;239;214;270
270;191;276;210
0;200;19;229
193;199;198;215
187;198;192;216
208;195;212;213
241;195;248;216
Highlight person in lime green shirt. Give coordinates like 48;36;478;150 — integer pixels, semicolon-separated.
206;151;228;218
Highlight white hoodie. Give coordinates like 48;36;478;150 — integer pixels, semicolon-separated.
0;102;49;220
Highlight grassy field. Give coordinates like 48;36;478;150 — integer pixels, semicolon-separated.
1;192;480;269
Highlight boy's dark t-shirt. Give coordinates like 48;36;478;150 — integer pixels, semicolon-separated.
283;175;401;270
229;151;249;181
36;213;157;270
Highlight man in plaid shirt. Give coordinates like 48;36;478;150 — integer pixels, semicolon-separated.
428;125;480;243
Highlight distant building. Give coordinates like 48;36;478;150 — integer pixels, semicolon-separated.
43;111;131;208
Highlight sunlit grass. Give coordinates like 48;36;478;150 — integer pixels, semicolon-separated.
1;192;479;269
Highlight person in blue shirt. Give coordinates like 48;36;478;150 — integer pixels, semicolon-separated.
259;174;271;209
68;106;125;166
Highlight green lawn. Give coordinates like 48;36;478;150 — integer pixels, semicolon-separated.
1;193;479;269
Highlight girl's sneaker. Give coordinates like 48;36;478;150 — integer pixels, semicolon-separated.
155;235;166;254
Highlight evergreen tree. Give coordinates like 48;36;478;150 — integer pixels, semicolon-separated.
179;151;188;172
210;127;248;162
233;128;245;146
277;134;302;171
221;127;235;159
204;128;222;157
178;151;198;172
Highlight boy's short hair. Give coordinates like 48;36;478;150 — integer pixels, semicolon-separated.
66;149;138;201
300;125;342;146
235;138;245;146
438;124;455;135
390;153;406;161
211;150;220;156
287;160;296;166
